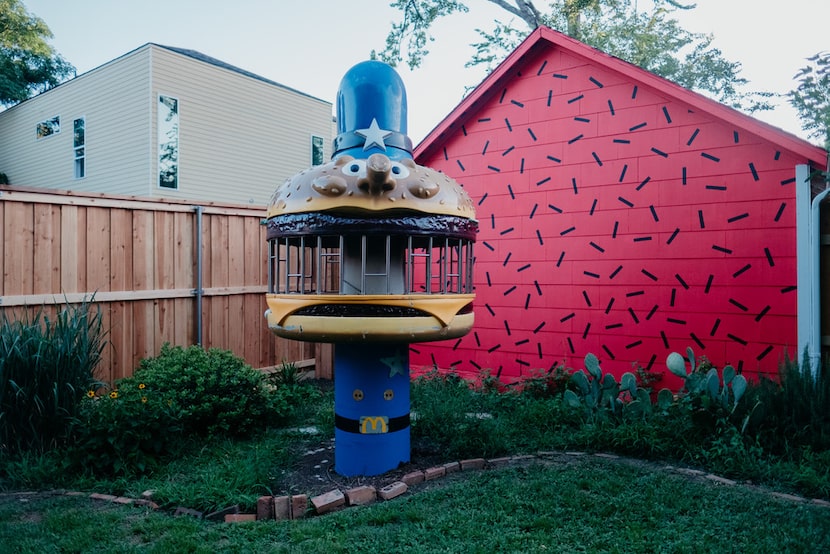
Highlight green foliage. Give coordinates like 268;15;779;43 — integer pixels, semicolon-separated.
563;353;645;421
67;344;316;475
381;0;772;113
516;364;571;398
0;0;76;106
0;299;105;454
789;51;830;150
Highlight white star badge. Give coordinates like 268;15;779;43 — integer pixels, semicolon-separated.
355;118;392;151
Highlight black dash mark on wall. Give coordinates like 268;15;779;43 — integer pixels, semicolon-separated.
453;339;461;350
568;94;584;104
534;321;546;333
583;290;593;306
774;150;781;160
698;210;706;229
687;129;700;146
482;241;494;252
710;318;721;336
536;176;551;187
628;308;640;324
612;221;619;238
589;76;604;88
568;134;584;144
728;213;749;223
583;323;591;339
503;253;512;266
662;106;672;123
534;281;542;296
590;199;598;215
626;340;643;350
647;355;656;371
443;147;448;161
691;333;705;350
505;118;513;132
705;274;714;293
556;251;565;267
660;331;669;349
729;298;749;311
619;196;634;207
474;332;481;347
456;160;465;171
637;176;651;191
602;345;615;360
682;167;687;185
520;158;525;173
608;100;615;115
610;265;623;279
568;337;575;353
537;60;548;75
629;122;647;131
701;152;721;162
667;228;680;245
498;89;506;103
589;241;605;253
706;185;727;191
649;205;659;222
712;245;733;254
667;317;686;325
592;152;603;166
781;177;796;186
482;140;490;155
619;164;628;182
478;117;492;123
515;339;530;347
547;155;561;163
487;165;500;172
485;271;492;287
755;305;771;322
461;125;467;136
502;145;514;156
632;85;639;99
642;269;658;281
547;90;553;106
634;236;652;242
651;148;668;158
485;303;495;316
537;343;544;359
553;73;568;79
504;286;516;296
575;116;591;123
675;274;689;290
500;227;515;236
781;285;797;293
560;312;575;323
757;345;774;361
517;263;531;272
504;320;511;336
529;204;538;219
614;138;630;144
646;305;658;320
733;130;740;144
511;99;525;108
733;264;751;278
584;271;600;280
728;334;748;346
488;344;501;353
528;128;537;141
478;192;488;205
507;184;514;199
670;289;676;307
549;204;563;213
774;203;786;222
561;226;576;236
765;248;775;267
490;214;495;229
572;178;579;194
749;163;759;181
605;298;615;314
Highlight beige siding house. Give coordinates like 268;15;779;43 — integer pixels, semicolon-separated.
0;44;333;205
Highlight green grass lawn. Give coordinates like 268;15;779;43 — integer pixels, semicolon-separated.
1;457;827;553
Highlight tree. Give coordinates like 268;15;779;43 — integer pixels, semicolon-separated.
789;51;830;150
379;0;772;112
0;0;75;107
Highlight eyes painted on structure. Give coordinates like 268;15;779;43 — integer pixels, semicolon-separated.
353;389;364;401
339;158;410;180
383;389;394;401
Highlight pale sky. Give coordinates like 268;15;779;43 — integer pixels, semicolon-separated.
21;0;830;145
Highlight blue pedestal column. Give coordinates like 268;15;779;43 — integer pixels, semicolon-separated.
333;342;410;476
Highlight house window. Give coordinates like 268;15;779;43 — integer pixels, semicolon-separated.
158;95;179;189
311;135;325;166
73;117;85;179
36;116;60;140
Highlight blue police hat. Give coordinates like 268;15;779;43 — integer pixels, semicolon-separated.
332;61;413;161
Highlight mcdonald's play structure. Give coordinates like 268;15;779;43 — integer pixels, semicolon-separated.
264;61;478;476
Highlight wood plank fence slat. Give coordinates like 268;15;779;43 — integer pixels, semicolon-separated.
0;186;333;383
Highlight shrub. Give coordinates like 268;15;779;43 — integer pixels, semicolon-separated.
0;299;105;454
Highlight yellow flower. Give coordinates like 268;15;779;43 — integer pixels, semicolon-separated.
141;396;148;404
86;390;95;398
138;383;146;390
109;391;119;399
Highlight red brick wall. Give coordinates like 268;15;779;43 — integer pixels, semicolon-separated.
414;46;802;383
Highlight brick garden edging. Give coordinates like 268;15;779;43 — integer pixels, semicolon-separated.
13;451;829;522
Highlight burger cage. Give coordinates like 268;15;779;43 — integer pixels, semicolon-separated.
267;233;475;297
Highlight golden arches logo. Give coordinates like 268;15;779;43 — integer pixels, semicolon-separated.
359;416;389;434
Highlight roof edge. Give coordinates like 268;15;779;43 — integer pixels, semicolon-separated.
415;26;827;167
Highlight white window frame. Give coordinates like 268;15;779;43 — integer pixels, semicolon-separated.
36;115;61;140
158;95;179;189
73;117;85;179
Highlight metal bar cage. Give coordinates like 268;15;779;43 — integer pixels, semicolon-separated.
267;234;474;295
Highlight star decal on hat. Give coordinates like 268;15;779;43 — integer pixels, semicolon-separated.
380;348;408;378
355;118;392;151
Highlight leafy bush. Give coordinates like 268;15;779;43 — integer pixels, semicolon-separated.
0;299;105;454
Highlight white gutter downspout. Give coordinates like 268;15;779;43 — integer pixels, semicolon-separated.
797;163;830;381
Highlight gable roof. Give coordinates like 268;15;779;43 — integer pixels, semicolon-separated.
415;26;827;167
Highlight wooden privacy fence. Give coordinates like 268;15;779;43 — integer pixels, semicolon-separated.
0;186;332;383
